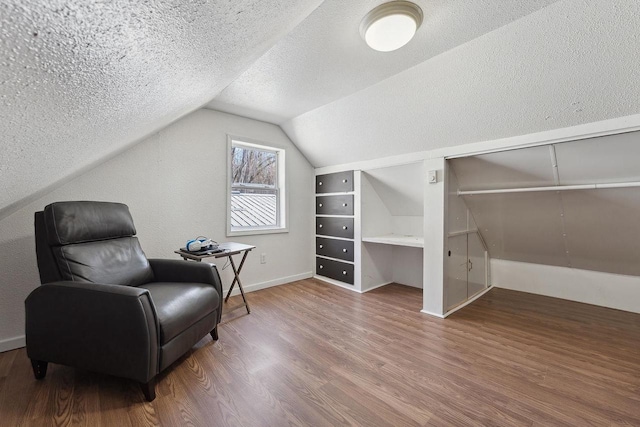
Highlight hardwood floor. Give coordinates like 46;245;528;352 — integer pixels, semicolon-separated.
1;280;639;426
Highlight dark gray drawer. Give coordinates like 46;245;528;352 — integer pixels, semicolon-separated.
316;217;354;239
316;195;354;216
316;257;354;285
316;237;354;262
316;171;353;193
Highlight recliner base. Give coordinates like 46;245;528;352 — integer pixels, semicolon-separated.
140;378;156;402
31;360;48;379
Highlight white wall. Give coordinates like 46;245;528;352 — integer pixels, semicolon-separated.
422;158;446;317
0;109;314;352
491;259;640;314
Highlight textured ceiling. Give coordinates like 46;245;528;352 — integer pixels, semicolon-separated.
3;0;640;216
0;0;323;213
206;0;559;124
281;0;640;168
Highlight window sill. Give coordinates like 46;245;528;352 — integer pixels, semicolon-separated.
227;227;288;237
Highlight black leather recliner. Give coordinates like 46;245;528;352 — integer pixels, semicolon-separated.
25;201;223;401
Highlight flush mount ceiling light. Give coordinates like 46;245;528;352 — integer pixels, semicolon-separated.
360;1;423;52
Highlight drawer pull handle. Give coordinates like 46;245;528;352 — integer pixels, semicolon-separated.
319;181;323;186
342;179;348;183
319;265;324;269
319;245;323;249
342;203;347;207
343;249;347;253
319;203;323;207
342;271;347;275
319;224;323;228
342;226;348;230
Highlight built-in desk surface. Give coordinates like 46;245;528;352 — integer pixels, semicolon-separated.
362;235;424;248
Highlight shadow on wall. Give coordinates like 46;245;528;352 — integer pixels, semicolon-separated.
0;233;41;341
1;234;40;286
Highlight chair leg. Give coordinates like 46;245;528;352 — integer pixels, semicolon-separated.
31;360;48;380
210;326;218;341
140;378;156;402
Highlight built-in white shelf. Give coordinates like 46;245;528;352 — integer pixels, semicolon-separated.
362;234;424;248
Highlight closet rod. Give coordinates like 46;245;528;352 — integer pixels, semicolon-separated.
458;181;640;196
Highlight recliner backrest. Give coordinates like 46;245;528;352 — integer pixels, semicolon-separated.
35;201;154;286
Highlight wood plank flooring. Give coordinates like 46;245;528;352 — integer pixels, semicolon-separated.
1;280;639;426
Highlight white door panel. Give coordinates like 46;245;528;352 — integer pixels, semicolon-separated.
468;233;487;298
446;235;468;310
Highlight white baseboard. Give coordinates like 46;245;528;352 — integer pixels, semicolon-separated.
313;275;362;293
443;286;494;318
225;271;313;296
420;309;445;318
0;335;25;353
360;281;392;293
491;259;640;314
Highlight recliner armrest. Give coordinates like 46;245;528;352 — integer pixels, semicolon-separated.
149;259;222;296
148;259;224;324
25;281;159;383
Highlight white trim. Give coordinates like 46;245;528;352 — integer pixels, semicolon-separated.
353;170;363;291
314;275;361;293
225;271;313;296
315;254;355;265
315;234;353;242
360;281;392;293
314;113;640;174
447;229;479;238
226;135;287;237
419;309;445;318
440;120;640;160
443;286;494;318
0;335;26;353
362;235;424;248
227;227;288;237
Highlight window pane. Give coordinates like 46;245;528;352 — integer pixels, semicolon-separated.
230;143;278;229
231;146;276;187
230;190;277;228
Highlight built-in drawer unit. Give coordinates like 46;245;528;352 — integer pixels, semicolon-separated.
316;195;354;216
316;237;354;262
316;257;354;285
316;171;353;194
315;169;355;288
316;217;354;239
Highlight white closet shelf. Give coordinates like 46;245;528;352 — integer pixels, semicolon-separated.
362;234;424;248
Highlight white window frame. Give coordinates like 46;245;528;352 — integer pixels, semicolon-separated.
227;136;288;237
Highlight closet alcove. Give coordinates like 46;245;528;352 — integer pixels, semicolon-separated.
360;162;425;293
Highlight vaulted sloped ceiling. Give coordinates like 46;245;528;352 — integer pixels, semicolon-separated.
3;0;640;217
206;0;559;124
209;0;640;168
0;0;323;214
280;0;640;167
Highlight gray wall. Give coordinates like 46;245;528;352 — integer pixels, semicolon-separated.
0;109;314;351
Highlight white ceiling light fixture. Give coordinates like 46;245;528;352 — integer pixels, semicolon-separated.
360;1;423;52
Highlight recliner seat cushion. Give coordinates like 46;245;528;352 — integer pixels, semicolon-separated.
139;282;220;344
